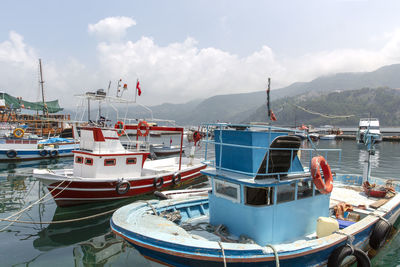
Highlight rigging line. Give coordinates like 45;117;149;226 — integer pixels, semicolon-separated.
289;103;355;119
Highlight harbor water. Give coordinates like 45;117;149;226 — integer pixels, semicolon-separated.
1;137;400;266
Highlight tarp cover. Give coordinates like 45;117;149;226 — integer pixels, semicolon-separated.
0;92;63;113
39;137;73;144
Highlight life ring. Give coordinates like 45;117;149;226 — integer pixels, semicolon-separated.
172;172;182;185
137;121;150;137
39;150;48;157
153;177;164;189
193;131;202;146
6;149;17;158
369;219;392;250
311;156;333;194
13;128;24;138
114;121;125;137
328;245;370;267
116;181;130;195
49;150;59;158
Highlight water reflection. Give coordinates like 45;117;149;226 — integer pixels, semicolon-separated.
358;149;380;169
73;232;125;267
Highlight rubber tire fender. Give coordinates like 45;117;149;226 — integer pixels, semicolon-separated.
153;177;164;189
327;245;370;267
6;149;17;158
39;150;48;157
49;150;59;158
172;173;182;185
369;219;392;250
116;181;130;195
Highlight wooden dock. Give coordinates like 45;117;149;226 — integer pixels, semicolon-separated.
334;135;400;142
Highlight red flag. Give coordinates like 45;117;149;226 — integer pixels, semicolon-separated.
136;80;141;96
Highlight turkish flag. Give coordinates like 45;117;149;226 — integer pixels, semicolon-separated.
136;80;142;96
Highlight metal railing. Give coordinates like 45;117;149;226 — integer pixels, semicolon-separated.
201;123;342;180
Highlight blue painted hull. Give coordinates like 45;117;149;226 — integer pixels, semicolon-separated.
111;195;400;266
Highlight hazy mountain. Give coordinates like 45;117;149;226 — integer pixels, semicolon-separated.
61;64;400;125
245;87;400;126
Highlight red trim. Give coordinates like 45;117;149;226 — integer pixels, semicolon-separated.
92;128;105;142
105;137;119;140
85;157;94;165
104;158;116;166
73;150;150;157
126;158;137;165
124;125;184;133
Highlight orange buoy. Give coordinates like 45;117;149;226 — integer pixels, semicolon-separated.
114;121;125;136
311;156;333;194
137;121;150;137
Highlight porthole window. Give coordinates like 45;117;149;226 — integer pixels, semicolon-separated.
126;158;137;165
85;157;93;165
104;158;116;166
75;156;83;164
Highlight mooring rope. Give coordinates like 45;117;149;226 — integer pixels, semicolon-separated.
0;208;117;225
264;244;280;267
217;241;227;267
0;178;72;232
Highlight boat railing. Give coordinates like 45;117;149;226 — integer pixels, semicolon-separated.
201;123;342;181
121;140;150;152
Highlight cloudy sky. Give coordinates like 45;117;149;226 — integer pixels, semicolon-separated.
1;0;400;108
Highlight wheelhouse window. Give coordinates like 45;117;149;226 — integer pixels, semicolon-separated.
276;182;295;203
104;158;116;166
75;156;84;164
297;180;313;199
214;179;240;203
85;157;93;165
245;186;274;206
126;158;137;165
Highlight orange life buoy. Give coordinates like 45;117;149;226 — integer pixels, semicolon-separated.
193;131;202;146
114;121;125;136
311;156;333;194
137;121;150;137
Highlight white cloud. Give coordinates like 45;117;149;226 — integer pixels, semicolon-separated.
88;16;136;41
3;27;400;109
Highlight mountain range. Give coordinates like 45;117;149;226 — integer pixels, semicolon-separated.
71;64;400;126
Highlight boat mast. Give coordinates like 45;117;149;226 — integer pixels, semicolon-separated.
39;59;47;116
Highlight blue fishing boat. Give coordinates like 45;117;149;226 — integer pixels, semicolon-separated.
111;123;400;266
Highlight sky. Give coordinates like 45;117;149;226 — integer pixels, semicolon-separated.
1;0;400;108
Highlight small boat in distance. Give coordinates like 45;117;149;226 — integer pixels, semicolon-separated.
357;118;383;144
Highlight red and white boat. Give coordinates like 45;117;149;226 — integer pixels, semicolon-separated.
33;125;206;207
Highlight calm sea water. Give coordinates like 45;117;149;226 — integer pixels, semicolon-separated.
0;138;399;267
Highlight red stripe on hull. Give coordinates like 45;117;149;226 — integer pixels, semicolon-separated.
48;165;207;207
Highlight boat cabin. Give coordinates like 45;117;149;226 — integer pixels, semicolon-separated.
73;127;149;178
203;126;337;245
